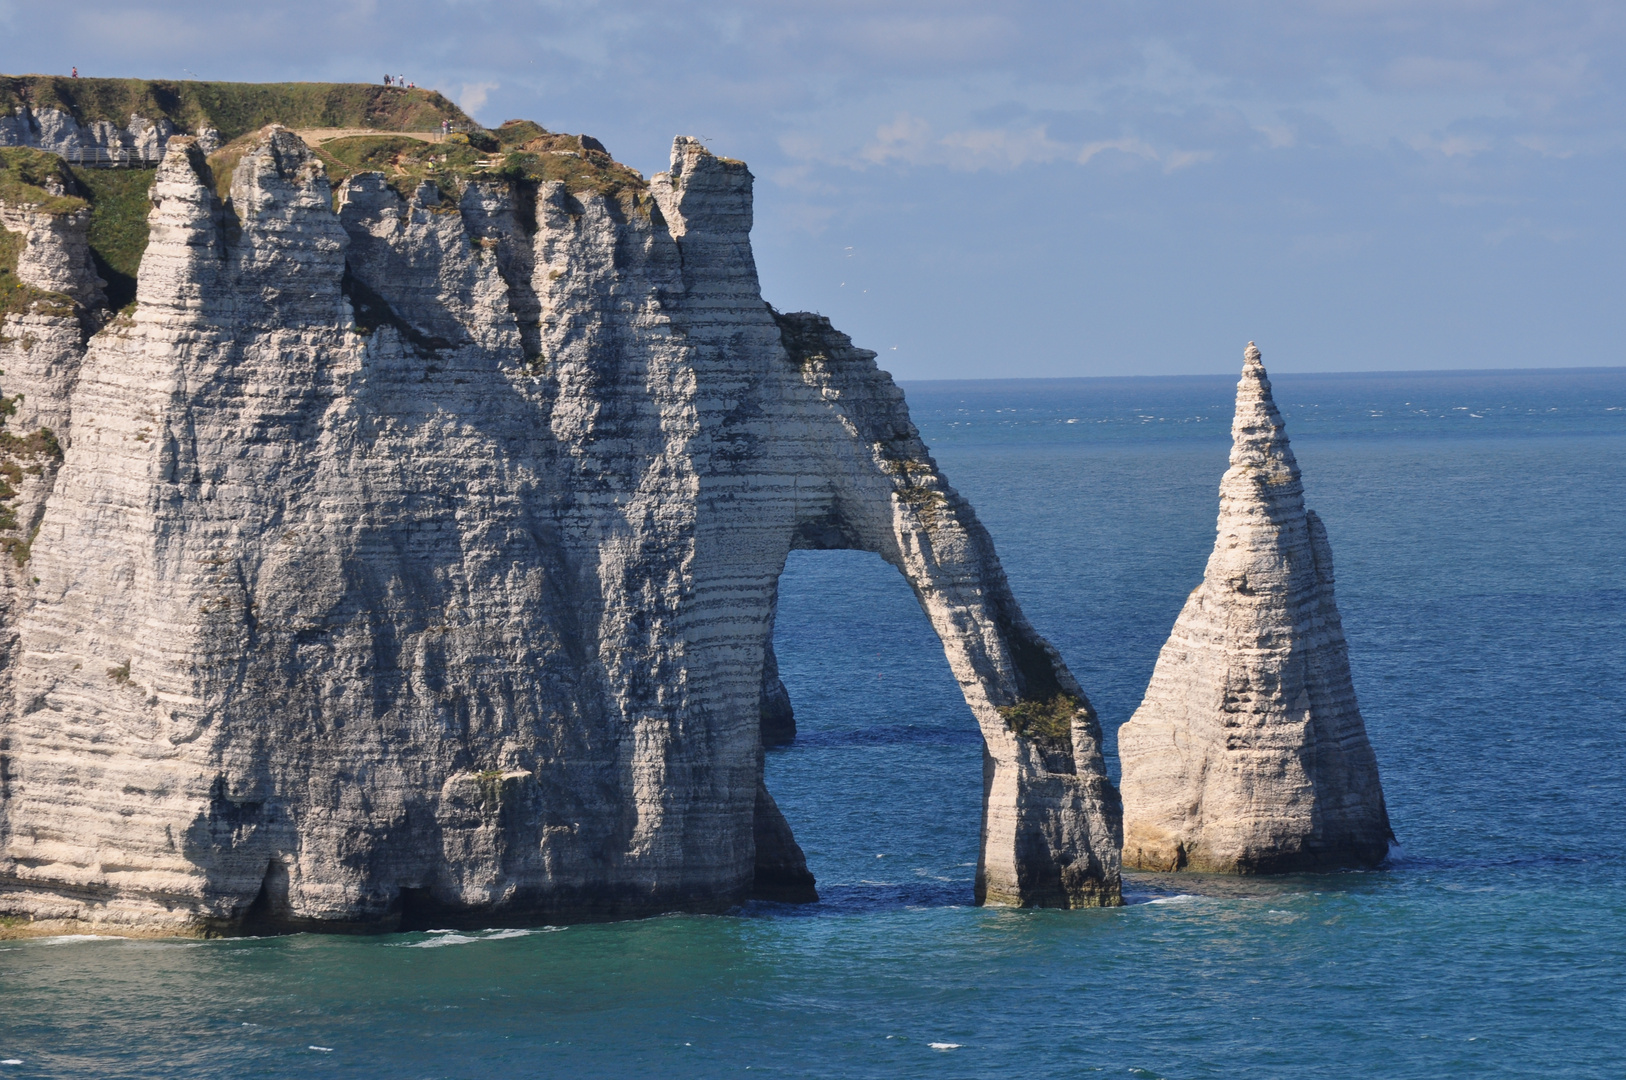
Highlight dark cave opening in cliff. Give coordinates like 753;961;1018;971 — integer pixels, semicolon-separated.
763;549;984;910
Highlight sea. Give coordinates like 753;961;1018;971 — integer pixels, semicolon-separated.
2;367;1622;1079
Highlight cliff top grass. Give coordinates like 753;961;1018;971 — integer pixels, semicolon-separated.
0;146;86;215
0;75;473;143
4;79;655;309
307;120;650;208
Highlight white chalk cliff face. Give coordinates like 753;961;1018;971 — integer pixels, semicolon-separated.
0;129;1121;934
0;104;204;165
1117;344;1392;874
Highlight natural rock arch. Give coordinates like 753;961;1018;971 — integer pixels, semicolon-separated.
734;315;1125;909
0;129;1121;934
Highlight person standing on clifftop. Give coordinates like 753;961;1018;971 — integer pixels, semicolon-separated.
384;74;392;86
71;67;78;78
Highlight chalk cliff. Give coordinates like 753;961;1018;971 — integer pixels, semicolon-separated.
0;117;1121;934
0;103;187;165
1117;344;1392;873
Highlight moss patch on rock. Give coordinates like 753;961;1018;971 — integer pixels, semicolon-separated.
998;694;1080;743
0;392;61;555
0;226;74;320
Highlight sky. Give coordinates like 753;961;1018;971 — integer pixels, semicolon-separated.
3;1;1623;378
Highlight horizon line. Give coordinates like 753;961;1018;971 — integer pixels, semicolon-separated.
896;365;1626;384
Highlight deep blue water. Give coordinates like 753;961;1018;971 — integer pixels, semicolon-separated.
2;368;1623;1079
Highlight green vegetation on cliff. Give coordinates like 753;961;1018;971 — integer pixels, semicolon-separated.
306;120;649;210
0;149;82;318
3;77;656;310
67;165;153;310
0;76;472;142
0;146;84;215
0;147;153;312
998;694;1081;743
0;389;61;562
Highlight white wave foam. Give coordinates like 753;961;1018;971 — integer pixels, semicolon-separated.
928;1043;961;1051
41;934;115;945
393;926;565;948
309;1045;333;1052
483;927;548;941
2;1060;23;1066
404;932;479;948
1143;894;1199;905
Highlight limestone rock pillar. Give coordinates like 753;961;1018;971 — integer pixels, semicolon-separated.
1118;343;1393;873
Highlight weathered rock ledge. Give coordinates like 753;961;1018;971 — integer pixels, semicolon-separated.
0;118;1122;936
1117;344;1393;874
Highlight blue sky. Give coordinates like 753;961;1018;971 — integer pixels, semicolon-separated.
4;1;1622;377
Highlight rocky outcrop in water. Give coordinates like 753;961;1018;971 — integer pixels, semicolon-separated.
1117;344;1392;874
0;122;1121;935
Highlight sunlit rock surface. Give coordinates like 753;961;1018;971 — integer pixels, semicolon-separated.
1118;343;1392;874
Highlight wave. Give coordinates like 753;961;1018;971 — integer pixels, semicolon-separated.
40;934;118;946
391;926;565;949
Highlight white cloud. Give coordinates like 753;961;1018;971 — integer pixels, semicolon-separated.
938;126;1069;170
459;81;499;115
1160;148;1216;172
1078;137;1160;166
860;113;934;165
1409;132;1494;157
1077;137;1213;173
852;115;1204;175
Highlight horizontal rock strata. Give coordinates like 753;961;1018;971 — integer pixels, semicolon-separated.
1117;343;1392;874
0;122;1121;934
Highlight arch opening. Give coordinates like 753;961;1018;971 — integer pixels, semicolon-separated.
755;549;985;908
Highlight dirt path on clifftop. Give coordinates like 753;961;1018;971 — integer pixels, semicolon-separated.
294;128;447;146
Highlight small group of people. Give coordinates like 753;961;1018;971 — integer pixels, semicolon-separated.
383;74;416;89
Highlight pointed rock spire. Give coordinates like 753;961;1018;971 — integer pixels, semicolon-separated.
1118;343;1392;873
136;136;223;318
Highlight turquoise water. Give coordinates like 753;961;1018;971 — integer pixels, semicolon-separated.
3;368;1623;1078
